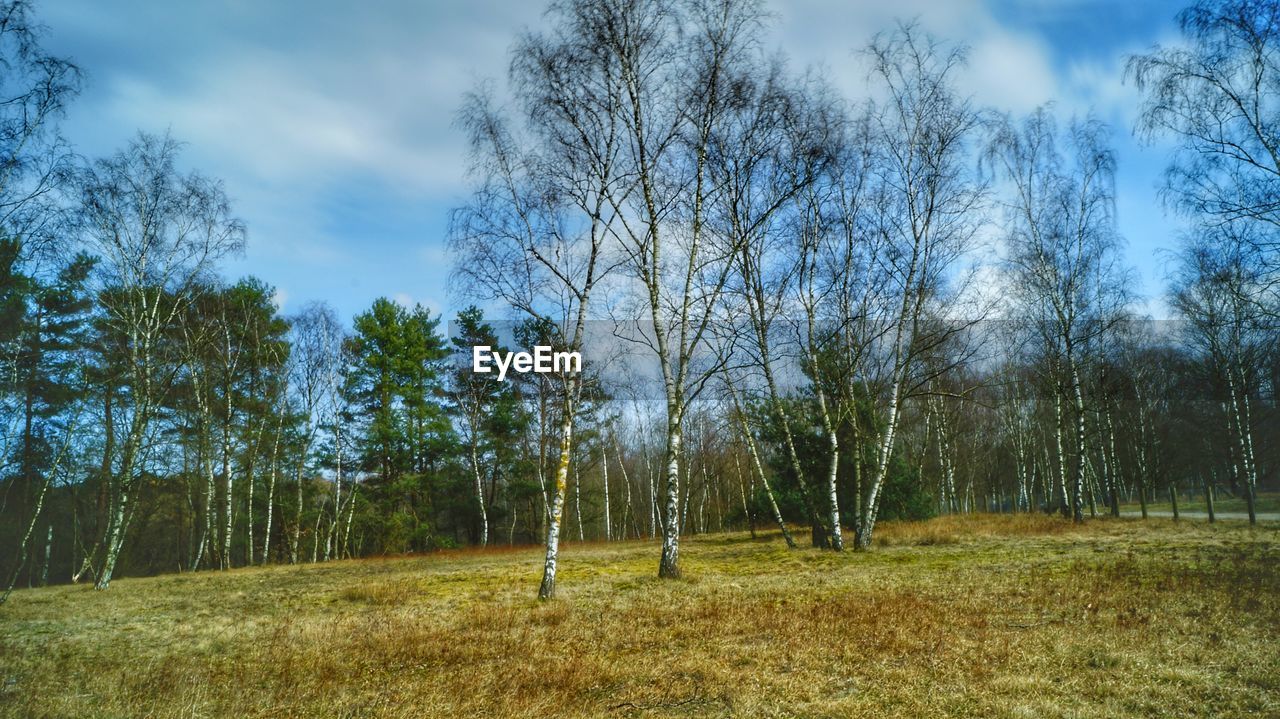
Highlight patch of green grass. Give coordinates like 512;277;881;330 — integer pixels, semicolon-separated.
1120;490;1280;515
1;515;1278;718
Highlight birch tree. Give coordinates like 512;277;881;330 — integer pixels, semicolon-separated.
0;0;80;250
282;302;343;563
450;0;627;597
78;132;244;589
592;0;794;578
726;69;844;548
987;108;1132;522
1170;224;1269;523
853;26;987;547
1129;0;1280;315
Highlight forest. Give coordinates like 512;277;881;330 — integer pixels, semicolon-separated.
0;0;1277;609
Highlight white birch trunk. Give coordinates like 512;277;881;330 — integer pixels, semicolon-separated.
538;406;575;599
602;443;611;541
658;418;682;578
470;442;488;546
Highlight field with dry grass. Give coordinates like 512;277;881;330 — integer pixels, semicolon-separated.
1;514;1277;718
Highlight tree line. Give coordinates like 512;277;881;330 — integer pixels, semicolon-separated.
1;0;1276;601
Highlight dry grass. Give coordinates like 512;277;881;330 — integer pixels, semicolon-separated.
1;515;1278;718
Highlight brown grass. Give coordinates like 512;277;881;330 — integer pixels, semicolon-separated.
1;515;1278;718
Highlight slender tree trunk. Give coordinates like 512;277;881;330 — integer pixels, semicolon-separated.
1;473;51;604
1053;389;1070;517
658;415;683;579
645;444;658;540
1068;360;1087;523
470;441;488;547
262;412;283;564
221;411;234;569
538;402;575;599
310;506;323;562
1227;369;1258;525
858;368;905;549
40;524;52;587
742;425;793;547
1203;473;1216;523
602;443;611;541
824;428;842;550
732;449;756;538
574;465;585;543
342;485;357;559
614;435;634;541
291;459;304;564
95;483;129;590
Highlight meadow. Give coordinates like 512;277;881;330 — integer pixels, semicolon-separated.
1;515;1277;718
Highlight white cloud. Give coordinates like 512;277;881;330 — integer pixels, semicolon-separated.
104;49;465;196
769;0;1061;115
962;31;1060;114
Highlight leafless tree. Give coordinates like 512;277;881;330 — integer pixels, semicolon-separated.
450;0;629;597
1129;0;1280;231
852;26;987;546
1129;0;1280;315
987;108;1133;522
1170;223;1269;523
0;0;81;259
725;68;844;548
77;132;244;589
283;302;346;563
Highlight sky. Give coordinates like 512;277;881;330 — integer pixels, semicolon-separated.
39;0;1191;323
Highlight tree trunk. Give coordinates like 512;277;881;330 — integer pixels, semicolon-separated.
602;443;611;541
40;524;52;587
574;465;585;543
470;441;488;547
262;412;283;564
858;368;905;549
1069;361;1087;523
538;405;575;600
95;483;129;590
221;414;234;569
1053;390;1070;517
736;406;793;547
658;416;683;579
1203;474;1215;523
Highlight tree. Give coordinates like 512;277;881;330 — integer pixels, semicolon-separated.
0;0;81;258
0;247;94;602
725;66;843;549
346;298;451;554
0;0;83;601
591;0;782;578
1129;0;1280;231
77;132;245;589
449;306;528;547
1129;0;1280;315
450;0;624;597
852;25;987;547
987;108;1133;522
1170;224;1270;523
283;302;345;563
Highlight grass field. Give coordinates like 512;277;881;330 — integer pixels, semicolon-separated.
2;515;1278;718
1119;490;1280;516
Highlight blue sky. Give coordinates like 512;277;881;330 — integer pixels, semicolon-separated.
41;0;1189;322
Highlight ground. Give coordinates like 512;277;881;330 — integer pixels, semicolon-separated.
1;515;1277;718
1119;490;1280;520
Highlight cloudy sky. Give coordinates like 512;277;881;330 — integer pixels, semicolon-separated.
40;0;1189;321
